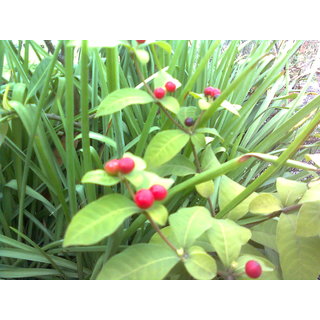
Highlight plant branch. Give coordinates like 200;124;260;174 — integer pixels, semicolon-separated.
244;203;302;228
145;212;180;255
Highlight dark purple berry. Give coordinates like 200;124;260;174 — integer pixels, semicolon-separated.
184;117;195;127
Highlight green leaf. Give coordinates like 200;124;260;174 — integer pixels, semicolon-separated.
169;207;213;249
126;170;174;190
220;100;241;116
191;133;206;151
296;201;320;237
195;128;223;141
219;175;258;220
276;177;307;206
201;145;221;170
207;218;251;267
149;226;180;248
144;130;190;168
249;193;282;214
96;88;154;117
160;96;180;114
184;246;217;280
153;155;196;177
153;41;172;54
195;180;214;198
276;213;320;279
299;184;320;204
250;219;278;251
146;203;168;226
177;106;200;124
74;132;117;149
135;49;149;64
64;194;139;246
81;170;120;186
97;244;179;280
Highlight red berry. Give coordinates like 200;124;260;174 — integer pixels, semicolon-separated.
150;185;168;201
154;87;166;99
118;157;135;174
204;86;221;97
136;40;146;44
245;260;262;279
165;81;176;92
184;117;195;127
104;159;120;176
134;189;155;209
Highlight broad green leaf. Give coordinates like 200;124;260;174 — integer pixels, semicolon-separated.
201;145;221;170
149;226;179;248
195;128;223;141
195;180;214;198
296;201;320;237
177;106;200;124
169;207;213;249
220;100;241;116
144;130;190;168
193;233;215;252
153;70;181;90
126;170;174;190
81;169;120;186
191;133;206;151
277;213;320;279
146;203;168;226
249;193;282;214
299;184;320;204
219;175;258;220
160;96;180;114
276;177;307;206
184;246;217;280
64;194;139;246
97;244;179;280
153;155;196;177
305;153;320;167
135;49;149;64
96;88;154;117
250;219;278;251
207;218;251;267
235;254;274;280
198;98;211;110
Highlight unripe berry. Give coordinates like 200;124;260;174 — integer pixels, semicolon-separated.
118;157;135;174
150;185;168;201
184;117;195;127
134;189;155;209
136;40;146;44
245;260;262;279
154;87;166;99
104;159;120;176
165;81;176;92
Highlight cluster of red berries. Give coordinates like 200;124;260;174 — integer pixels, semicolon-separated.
104;158;135;176
204;86;221;99
154;81;177;99
136;40;146;44
134;185;167;209
245;260;262;278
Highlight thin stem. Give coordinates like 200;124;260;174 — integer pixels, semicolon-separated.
122;176;135;199
145;213;179;254
244;203;302;228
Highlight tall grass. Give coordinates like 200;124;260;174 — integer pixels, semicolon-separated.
0;40;319;279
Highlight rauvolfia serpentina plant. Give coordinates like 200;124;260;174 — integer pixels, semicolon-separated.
1;40;320;279
63;41;320;280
